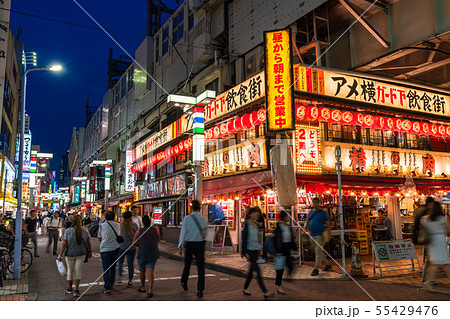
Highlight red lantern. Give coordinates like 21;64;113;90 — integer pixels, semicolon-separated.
179;141;184;152
330;109;342;123
411;122;421;135
174;145;179;155
430;124;438;135
392;118;402;132
402;119;412;133
242;113;252;128
220;122;229;136
340;111;353;126
305;105;318;121
352;112;364;126
446;126;450;138
384;117;394;131
420;122;430;135
295;104;306;121
213;126;221;138
184;140;190;149
373;116;384;130
234;117;244;131
318;107;331;122
257;108;266;123
250;111;259;125
363;114;374;128
438;125;446;137
227;120;236;133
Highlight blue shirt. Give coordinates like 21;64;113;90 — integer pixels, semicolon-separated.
308;209;329;236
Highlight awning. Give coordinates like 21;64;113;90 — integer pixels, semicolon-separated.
134;195;188;205
202;170;272;196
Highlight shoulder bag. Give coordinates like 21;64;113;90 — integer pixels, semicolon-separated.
81;235;91;263
107;221;124;243
191;214;206;243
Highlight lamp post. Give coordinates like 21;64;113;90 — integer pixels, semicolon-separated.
14;65;62;279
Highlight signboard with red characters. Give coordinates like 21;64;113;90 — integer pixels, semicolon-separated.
295;125;321;173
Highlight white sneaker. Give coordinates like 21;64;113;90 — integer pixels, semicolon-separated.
257;258;266;264
115;280;124;285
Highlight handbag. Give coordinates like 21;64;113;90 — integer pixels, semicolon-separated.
107;221;124;243
81;237;91;263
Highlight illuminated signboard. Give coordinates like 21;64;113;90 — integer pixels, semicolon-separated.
135;124;174;160
153;207;162;225
264;28;295;132
296;65;450;118
322;141;450;178
146;174;186;199
295;125;321;173
125;150;134;192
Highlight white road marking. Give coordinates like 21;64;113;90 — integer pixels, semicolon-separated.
79;274;216;287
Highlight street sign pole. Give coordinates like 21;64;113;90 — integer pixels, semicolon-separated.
335;145;346;276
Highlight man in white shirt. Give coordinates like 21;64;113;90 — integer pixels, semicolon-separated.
98;211;120;295
178;200;207;297
46;211;63;255
131;205;143;229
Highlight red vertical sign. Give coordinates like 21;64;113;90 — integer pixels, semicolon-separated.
89;166;96;194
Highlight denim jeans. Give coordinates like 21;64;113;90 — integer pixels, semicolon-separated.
117;249;136;280
101;249;119;291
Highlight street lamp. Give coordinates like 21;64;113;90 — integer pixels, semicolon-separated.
14;64;62;279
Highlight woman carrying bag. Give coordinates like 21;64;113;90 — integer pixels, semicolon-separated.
58;215;92;297
274;210;297;295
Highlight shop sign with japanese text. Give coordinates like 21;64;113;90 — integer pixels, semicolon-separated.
295;125;321;173
125;150;134;192
202;138;267;178
146;173;187;199
296;65;450;117
322;141;450;178
205;72;265;123
373;241;416;262
134;124;174;160
264;28;295;132
0;1;10;113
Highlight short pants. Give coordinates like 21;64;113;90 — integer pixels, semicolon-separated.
137;258;157;270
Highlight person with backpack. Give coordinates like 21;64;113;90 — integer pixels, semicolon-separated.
97;211;120;295
178;200;207;298
305;197;331;276
117;211;138;288
133;215;160;298
46;211;63;255
241;207;271;299
58;215;92;297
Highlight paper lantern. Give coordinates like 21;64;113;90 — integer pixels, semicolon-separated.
257;108;266;123
184;140;190;149
227;120;237;133
430;124;438;135
373;116;385;130
411;122;421;135
318;107;331;122
174;145;179;155
242;113;252;129
220;122;229;136
213;126;221;138
446;126;450;138
250;111;259;125
352;112;364;126
393;118;403;132
420;122;430;135
330;109;342;123
438;125;446;137
305;105;318;121
340;111;353;126
295;104;306;121
384;118;395;131
363;114;374;128
178;141;185;152
234;117;244;131
402;119;412;133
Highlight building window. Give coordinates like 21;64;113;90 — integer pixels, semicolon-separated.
120;76;127;98
162;27;169;56
206;78;218;92
114;85;120;105
155;35;159;63
188;10;194;31
127;66;134;91
172;8;184;44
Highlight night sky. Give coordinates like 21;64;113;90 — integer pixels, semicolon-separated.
9;0;179;178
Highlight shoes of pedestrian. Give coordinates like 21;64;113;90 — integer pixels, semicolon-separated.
197;290;203;298
104;290;112;295
323;265;332;271
53;252;57;256
256;258;266;264
138;287;146;293
263;292;272;300
311;268;319;276
34;254;40;257
73;291;80;297
181;281;188;291
115;280;124;285
147;292;154;298
66;288;73;294
242;289;251;296
277;287;286;295
127;282;133;288
423;281;436;292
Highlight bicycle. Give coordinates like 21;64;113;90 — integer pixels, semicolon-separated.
0;234;33;275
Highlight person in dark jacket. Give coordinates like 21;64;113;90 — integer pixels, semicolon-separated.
133;215;160;298
274;210;297;295
413;196;434;282
241;207;270;298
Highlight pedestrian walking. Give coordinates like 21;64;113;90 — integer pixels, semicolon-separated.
241;207;270;298
306;197;332;276
46;211;63;255
133;215;160;298
98;211;120;295
274;210;297;295
58;215;92;297
421;201;450;291
131;205;143;229
413;197;435;282
24;210;40;257
255;207;267;264
178;200;207;298
117;211;138;288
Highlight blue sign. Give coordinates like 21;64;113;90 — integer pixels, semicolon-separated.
208;203;226;225
74;185;81;204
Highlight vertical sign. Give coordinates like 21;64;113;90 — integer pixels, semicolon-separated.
81;179;86;199
89;166;96;194
264;28;295;132
105;164;111;191
74;185;80;204
125;150;134;192
0;1;11;112
192;107;205;162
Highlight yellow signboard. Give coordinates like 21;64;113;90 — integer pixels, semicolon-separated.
264;28;295;132
295;65;450;118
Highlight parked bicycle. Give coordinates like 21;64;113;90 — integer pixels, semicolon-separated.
0;234;33;276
